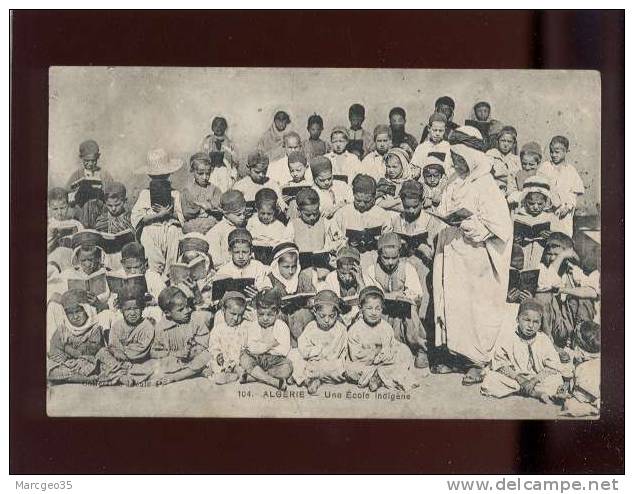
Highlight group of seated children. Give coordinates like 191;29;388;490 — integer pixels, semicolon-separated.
46;97;599;414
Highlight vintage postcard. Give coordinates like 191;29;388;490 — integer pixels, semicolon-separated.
46;67;600;418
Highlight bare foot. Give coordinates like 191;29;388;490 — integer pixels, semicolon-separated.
306;379;321;395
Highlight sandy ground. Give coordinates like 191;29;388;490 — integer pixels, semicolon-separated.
46;368;577;419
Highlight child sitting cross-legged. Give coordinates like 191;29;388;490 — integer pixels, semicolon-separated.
346;286;419;392
240;288;293;390
481;298;572;404
148;286;211;385
47;289;122;385
208;291;250;385
105;285;157;386
288;290;348;394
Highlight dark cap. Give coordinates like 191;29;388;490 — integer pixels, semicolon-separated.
247;150;270;168
61;288;89;309
220;190;246;213
79;139;100;158
399;179;424;199
121;242;146;262
255;287;283;309
352;174;377;195
287;150;307;166
349;103;366;117
71;230;103;250
228;227;253;247
435;96;455;109
359;285;385;304
274;110;291;123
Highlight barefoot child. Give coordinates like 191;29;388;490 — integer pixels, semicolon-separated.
364;232;429;370
288;290;348;394
149;286;211;385
181;153;223;234
481;298;572;403
208;291;249;385
240;288;293;390
346;286;419;392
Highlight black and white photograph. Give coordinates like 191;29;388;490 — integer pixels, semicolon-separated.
44;67;601;419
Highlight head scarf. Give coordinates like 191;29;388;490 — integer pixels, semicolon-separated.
521;174;552;205
359;285;385;305
313;289;340;309
468;101;492;122
447;126;491;184
383;147;416;184
270;242;300;293
60;289;99;340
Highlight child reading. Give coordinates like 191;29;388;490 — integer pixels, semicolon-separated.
281;151;313;218
321;246;365;327
507;142;543;207
205;190;248;269
290;188;344;284
333;174;394;266
232;150;285;212
246;188;294;252
208;291;250;385
361;125;392;181
346;286;419;392
304;114;329;161
486;126;521;195
420;159;447;211
213;228;272;293
288;289;348;394
47;289;118;385
388;107;418;151
309;155;354;219
131;148;185;276
410;112;451;170
512;175;556;269
65;139;114;190
106;286;156;386
240;288;293;390
200;115;239;188
365;232;429;370
181;152;223;234
93;181;134;270
347;103;373;158
481;298;572;404
538;135;585;236
376;147;421;211
149;286;211;385
324;126;362;183
535;233;600;350
257;110;291;162
47;187;83;277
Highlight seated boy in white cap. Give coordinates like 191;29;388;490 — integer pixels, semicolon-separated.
288;289;348;394
213;228;272;294
346;286;419;392
364;232;429;370
481;298;572;404
208;291;250;385
324;126;362;182
240;288;292;390
131;149;185;276
204;189;248;269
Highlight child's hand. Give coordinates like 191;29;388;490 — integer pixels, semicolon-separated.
244;285;258;299
507;288;521;303
517;290;533;303
350;263;365;287
152;203;174;218
216;353;225;367
540;230;552;240
322;206;337;219
85;291;99;306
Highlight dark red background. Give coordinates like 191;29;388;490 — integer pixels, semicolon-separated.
10;10;624;474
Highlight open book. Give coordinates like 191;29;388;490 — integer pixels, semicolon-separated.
513;219;551;244
346;139;365;156
106;273;148;297
211;277;256;301
333;174;349;183
48;222;80;253
149;182;173;208
382;294;414;318
100;230;136;254
506;268;540;302
376;179;396;197
67;268;108;296
209;151;225;166
298;250;334;271
345;226;383;252
168;257;207;285
69;178;104;207
428;207;473;226
281;292;316;313
396;231;429;255
464;119;491;138
281;185;312;204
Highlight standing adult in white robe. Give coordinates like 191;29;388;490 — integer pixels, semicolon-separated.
433;126;513;384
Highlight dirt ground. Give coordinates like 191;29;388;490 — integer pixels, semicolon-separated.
46;368;576;419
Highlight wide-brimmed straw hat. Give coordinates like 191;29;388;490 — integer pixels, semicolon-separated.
137;148;183;176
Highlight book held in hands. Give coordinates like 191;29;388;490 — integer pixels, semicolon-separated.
345;226;383;253
211;277;256;301
506;268;540;302
513;220;551;245
106;273;148;297
428;207;473;226
67;268;108;296
168;257;208;285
